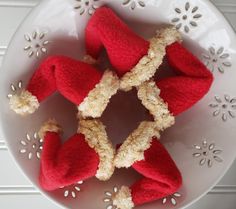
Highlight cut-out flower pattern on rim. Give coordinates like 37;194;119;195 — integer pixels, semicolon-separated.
103;186;119;209
193;140;223;168
19;132;43;160
60;181;84;198
162;192;181;206
24;30;49;58
202;46;232;73
210;95;236;121
122;0;146;10
7;81;23;99
74;0;100;15
171;2;202;33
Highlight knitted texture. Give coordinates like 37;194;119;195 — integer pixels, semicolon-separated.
39;131;99;191
113;186;134;209
131;139;182;206
32;8;212;206
78;70;119;118
119;27;181;91
157;42;213;116
9;90;40;115
113;42;212;207
86;6;149;76
27;55;102;105
114;121;161;168
137;81;175;131
38;119;62;139
78;119;115;181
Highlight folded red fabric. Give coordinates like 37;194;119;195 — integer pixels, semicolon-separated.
131;139;182;206
157;42;214;115
113;42;213;208
27;55;102;105
40;132;99;191
8;55;115;117
8;6;213;209
85;6;181;94
39;13;213;208
86;6;149;76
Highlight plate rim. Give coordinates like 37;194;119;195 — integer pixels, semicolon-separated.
0;0;236;209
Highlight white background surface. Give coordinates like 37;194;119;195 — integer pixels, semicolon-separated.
0;0;236;208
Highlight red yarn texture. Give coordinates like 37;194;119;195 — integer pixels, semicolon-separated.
39;132;99;191
131;139;182;206
86;7;149;76
157;42;213;116
27;56;102;105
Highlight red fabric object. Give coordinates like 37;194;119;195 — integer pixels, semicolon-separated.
86;6;149;76
157;42;213;115
27;55;102;105
131;139;182;206
39;132;99;191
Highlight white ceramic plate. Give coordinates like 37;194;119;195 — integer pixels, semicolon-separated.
0;0;236;208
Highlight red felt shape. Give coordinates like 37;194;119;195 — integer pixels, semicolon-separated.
27;55;102;105
157;42;213;116
131;139;182;206
39;132;99;191
86;7;149;76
